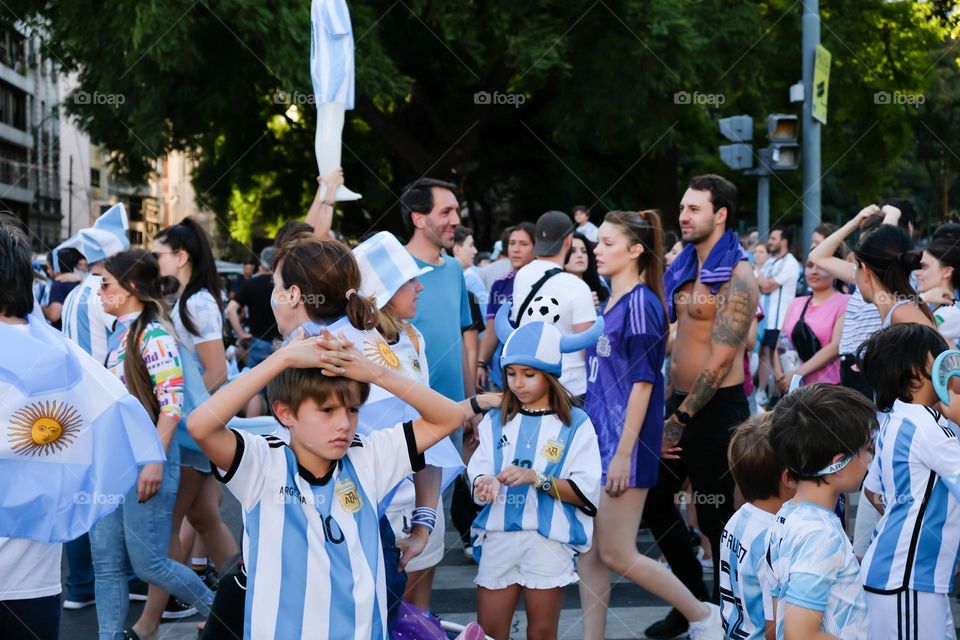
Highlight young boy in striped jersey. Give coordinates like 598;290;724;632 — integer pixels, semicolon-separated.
763;384;876;640
720;415;795;640
188;329;498;640
858;323;960;640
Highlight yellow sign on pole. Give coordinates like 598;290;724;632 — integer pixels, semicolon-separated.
813;44;831;124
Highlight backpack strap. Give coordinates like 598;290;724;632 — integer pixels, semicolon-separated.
515;268;563;324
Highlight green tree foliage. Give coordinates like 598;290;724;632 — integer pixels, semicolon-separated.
3;0;953;245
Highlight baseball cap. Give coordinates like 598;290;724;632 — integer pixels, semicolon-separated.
535;210;575;257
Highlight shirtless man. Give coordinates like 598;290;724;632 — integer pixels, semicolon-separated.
643;174;758;640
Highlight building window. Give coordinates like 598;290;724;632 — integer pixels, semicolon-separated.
0;80;27;130
0;27;26;74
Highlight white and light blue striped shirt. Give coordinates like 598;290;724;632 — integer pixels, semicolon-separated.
764;501;869;639
217;424;424;640
468;407;601;553
861;400;960;594
61;274;114;362
720;503;775;640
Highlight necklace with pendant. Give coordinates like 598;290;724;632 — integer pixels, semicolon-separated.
520;404;550;448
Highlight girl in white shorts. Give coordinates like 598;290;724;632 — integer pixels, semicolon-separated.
468;306;602;640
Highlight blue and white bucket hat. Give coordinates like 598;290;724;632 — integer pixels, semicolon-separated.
52;203;129;270
353;231;433;309
494;304;604;377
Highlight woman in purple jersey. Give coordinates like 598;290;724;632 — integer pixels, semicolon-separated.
577;210;722;640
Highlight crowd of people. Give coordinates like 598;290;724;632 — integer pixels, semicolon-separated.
4;168;960;640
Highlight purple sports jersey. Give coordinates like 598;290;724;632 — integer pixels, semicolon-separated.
584;284;666;488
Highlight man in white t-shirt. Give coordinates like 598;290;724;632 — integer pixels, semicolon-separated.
757;225;800;403
572;204;599;243
511;210;598;398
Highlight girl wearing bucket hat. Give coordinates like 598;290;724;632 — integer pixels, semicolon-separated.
353;231;464;612
577;210;722;640
467;305;603;640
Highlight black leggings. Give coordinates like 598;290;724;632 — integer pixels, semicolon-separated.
0;595;60;640
642;385;749;602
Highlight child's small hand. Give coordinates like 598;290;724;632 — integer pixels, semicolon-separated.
473;475;501;503
277;330;328;368
497;465;537;488
315;329;384;383
397;527;429;571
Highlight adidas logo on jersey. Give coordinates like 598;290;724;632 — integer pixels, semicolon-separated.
495;434;510;450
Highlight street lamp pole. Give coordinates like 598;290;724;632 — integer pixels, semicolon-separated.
801;0;821;256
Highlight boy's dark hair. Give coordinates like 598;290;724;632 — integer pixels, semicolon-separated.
453;225;474;246
769;383;876;484
687;174;737;228
858;323;948;411
268;368;371;424
400;178;457;234
728;414;782;502
0;220;36;318
571;205;590;217
771;224;794;249
880;197;916;230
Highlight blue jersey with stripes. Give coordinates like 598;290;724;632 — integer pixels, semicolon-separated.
467;407;601;553
764;501;869;639
861;400;960;594
215;424;425;640
61;274;114;362
719;503;775;640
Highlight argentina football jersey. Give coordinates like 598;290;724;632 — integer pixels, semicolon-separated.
467;407;601;554
719;503;776;639
214;423;425;639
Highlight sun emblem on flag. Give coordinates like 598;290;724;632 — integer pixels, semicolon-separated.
8;401;82;457
364;338;401;369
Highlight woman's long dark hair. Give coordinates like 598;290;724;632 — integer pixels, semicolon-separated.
854;223;934;323
566;232;609;303
104;250;175;422
154;217;223;337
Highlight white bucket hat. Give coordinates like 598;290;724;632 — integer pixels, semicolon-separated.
352;231;433;309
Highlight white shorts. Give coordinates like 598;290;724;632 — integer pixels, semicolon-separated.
475;530;577;590
385;482;445;573
866;590;956;640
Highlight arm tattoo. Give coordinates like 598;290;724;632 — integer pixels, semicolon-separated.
681;270;758;417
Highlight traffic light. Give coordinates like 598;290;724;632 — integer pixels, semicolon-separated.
718;115;753;170
765;114;799;170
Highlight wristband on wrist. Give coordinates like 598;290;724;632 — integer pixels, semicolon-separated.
322;199;336;207
469;395;483;415
410;507;437;533
476;361;489;370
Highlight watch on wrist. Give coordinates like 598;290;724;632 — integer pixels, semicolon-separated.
535;470;553;494
673;410;692;425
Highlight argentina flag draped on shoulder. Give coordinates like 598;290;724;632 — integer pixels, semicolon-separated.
0;315;164;542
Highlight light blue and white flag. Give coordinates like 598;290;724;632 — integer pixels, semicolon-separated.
310;0;355;109
0;315;164;542
52;203;129;270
